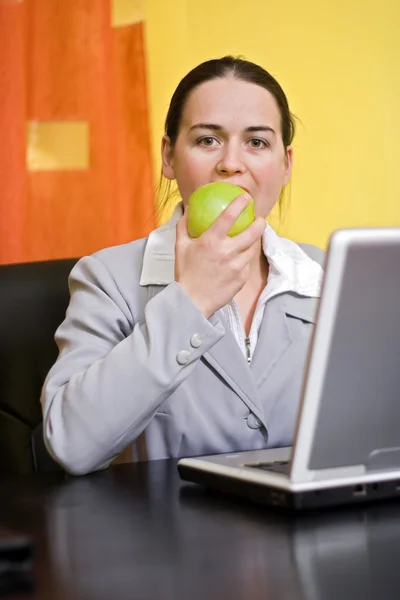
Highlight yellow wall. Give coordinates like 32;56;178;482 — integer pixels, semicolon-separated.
143;0;399;248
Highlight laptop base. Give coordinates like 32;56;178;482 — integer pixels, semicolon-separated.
178;463;400;511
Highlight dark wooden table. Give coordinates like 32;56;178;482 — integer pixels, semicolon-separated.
1;459;400;600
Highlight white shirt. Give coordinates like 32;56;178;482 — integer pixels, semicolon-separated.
221;223;324;362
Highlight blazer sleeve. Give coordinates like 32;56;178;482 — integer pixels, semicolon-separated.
40;255;225;475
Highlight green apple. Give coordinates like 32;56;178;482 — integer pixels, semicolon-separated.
187;182;255;238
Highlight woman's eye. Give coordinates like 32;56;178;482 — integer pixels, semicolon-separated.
248;138;268;148
198;137;218;147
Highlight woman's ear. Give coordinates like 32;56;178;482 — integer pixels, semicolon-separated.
161;135;175;180
283;146;293;185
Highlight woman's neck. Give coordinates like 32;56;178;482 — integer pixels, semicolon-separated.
247;239;269;287
234;241;269;336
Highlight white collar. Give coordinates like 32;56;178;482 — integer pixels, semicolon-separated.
140;202;323;298
261;220;323;299
139;203;182;286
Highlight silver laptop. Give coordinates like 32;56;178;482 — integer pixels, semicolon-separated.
178;228;400;509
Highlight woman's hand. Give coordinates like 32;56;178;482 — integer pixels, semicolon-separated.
175;194;266;319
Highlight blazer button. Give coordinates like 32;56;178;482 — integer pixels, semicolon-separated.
176;350;191;365
190;333;202;348
247;413;262;429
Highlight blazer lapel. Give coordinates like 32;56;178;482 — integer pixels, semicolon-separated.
203;311;264;422
251;292;319;389
250;294;293;388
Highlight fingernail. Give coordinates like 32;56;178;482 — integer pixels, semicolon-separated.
243;193;251;201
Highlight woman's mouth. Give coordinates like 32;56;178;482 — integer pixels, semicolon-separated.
239;186;251;195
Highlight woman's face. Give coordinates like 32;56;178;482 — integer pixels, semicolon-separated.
162;76;293;219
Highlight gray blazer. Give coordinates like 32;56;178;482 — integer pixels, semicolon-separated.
41;218;325;475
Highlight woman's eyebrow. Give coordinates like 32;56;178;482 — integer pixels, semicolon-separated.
188;123;276;134
189;123;223;132
246;126;276;134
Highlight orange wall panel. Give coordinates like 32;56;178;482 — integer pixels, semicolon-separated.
111;22;154;243
0;1;27;264
1;0;154;265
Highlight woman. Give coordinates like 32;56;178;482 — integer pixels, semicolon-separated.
41;56;325;475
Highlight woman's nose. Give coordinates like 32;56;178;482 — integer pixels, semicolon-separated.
215;143;245;176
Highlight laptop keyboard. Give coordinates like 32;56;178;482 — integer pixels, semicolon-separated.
246;460;291;475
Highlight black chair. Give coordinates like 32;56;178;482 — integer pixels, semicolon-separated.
0;258;78;475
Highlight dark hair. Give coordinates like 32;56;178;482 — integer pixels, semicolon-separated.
157;56;296;219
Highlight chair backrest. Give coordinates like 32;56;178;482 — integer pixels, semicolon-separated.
0;258;78;475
